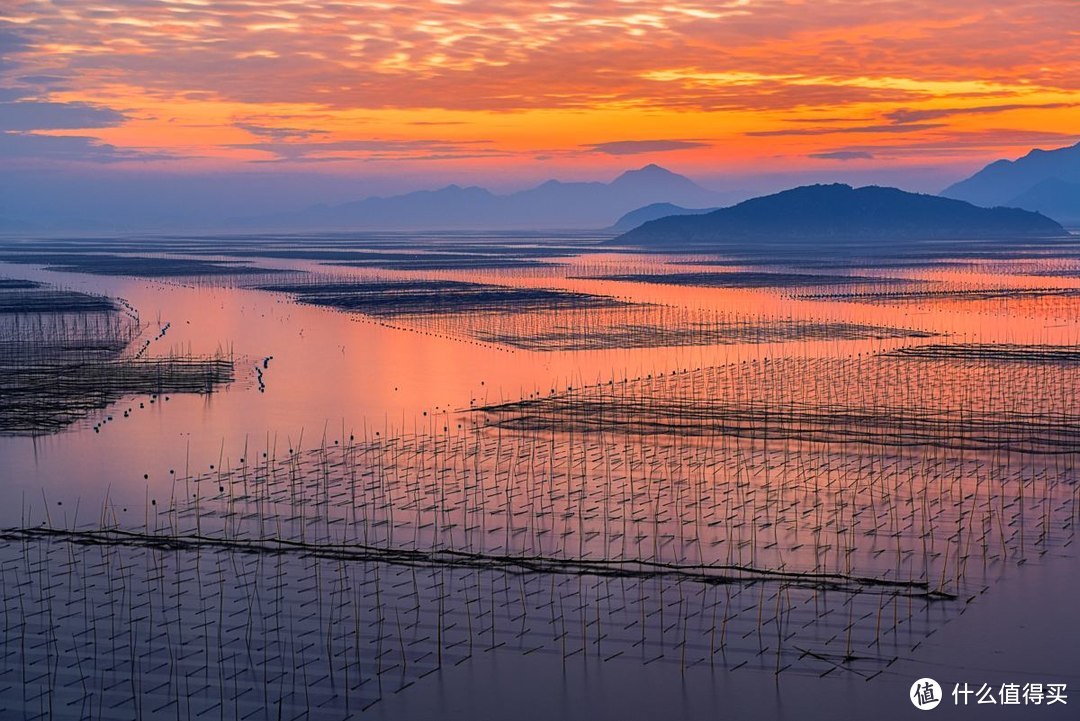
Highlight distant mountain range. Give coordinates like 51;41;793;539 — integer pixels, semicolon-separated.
609;202;716;231
942;141;1080;223
236;164;733;230
615;184;1065;247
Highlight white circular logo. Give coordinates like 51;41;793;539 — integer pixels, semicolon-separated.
910;678;942;710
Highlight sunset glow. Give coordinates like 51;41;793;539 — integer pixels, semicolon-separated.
2;0;1078;179
2;5;1080;719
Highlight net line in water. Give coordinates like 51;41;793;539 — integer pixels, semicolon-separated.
0;526;955;600
0;279;236;436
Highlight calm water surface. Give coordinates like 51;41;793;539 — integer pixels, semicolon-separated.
0;240;1077;720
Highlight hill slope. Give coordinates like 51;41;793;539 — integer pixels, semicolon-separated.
609;202;717;231
615;184;1065;247
1006;178;1080;224
942;141;1080;222
238;164;725;230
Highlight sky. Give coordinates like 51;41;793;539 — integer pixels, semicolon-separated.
1;0;1079;227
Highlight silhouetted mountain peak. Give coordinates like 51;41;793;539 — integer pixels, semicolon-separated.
616;183;1065;246
612;164;697;187
942;140;1080;218
622;163;668;176
238;165;724;230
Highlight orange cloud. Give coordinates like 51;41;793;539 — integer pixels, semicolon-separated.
0;0;1077;175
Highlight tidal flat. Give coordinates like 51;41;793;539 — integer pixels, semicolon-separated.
0;232;1077;720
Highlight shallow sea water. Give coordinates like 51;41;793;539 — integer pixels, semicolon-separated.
0;234;1077;719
